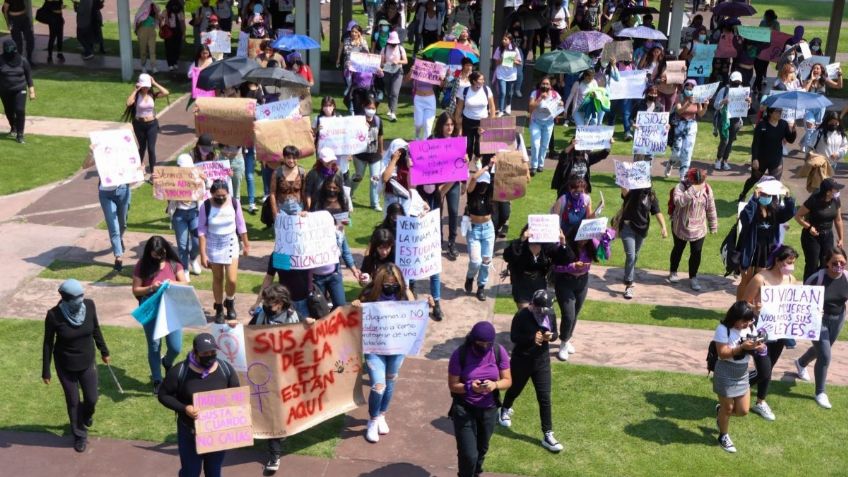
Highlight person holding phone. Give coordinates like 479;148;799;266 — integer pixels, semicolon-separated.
497;289;564;453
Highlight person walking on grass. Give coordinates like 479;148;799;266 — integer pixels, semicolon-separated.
124;73;170;175
668;168;718;292
617;186;668;300
795;178;844;281
0;39;34;144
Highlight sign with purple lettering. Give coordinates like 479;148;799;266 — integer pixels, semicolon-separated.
90;129;145;187
395;209;442;280
758;285;824;340
152;166;206;201
411;59;448;85
408;137;469;185
273;211;339;270
632;112;670;155
193;386;253;454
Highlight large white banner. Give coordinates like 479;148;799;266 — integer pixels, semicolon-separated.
90;129;145;187
361;300;430;355
273;211;340;270
396;209;442;280
608;69;648;100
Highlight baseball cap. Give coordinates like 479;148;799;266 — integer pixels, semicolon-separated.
531;289;553;315
193;333;218;353
136;73;152;88
819;178;845;193
319;147;337;163
729;71;743;82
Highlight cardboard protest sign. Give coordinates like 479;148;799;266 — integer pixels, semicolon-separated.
255;97;302;121
90;129;144;187
273;211;339;270
276;86;313;118
408;137;469;185
798;55;831;80
196;159;233;200
212;323;248;373
608;69;648;100
758;30;793;63
396;209;442;280
201;30;232;54
254;116;316;162
241;307;365;437
574;217;609;241
614;160;652;189
361;300;430;355
153;283;208;340
665;60;687;84
632;112;669;155
726;87;750;119
737;26;771;43
153;166;206;201
688;43;716;77
348;52;382;73
575;126;615;151
190;65;215;99
528;214;560;243
411;59;448;85
691;82;720;103
194;386;253;454
758;285;824;340
194;97;257;147
492;151;529;201
714;32;737;59
601;40;633;65
480;116;518;154
316;116;369;156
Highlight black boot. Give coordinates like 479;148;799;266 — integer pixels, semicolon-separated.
432;301;444;322
223;298;237;321
446;242;458;261
476;286;486;301
214;303;225;324
47;54;53;64
464;278;474;295
497;224;509;239
57;53;65;64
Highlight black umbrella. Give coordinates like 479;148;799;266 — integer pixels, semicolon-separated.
196;57;260;91
243;67;310;88
619;6;660;16
516;10;545;31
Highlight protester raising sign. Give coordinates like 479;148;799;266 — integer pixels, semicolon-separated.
361;300;430;355
411;59;448;85
193;386;253;454
152;283;208;340
528;214;560;243
798;55;831;80
396;209;442;280
408;137;469;185
826;63;842;79
348;52;382;73
201;30;232;54
632;112;669;155
480;116;517;154
254;97;301;121
726;87;750;119
254;116;316;161
241;307;365;437
273;211;339;270
758;30;793;63
194;97;257;147
152;166;206;201
601;40;633;65
492;151;529;201
736;26;772;43
688;43;716;77
575;126;615;151
90;129;145;187
316;116;369;156
664;60;687;84
608;69;647;100
614;160;652;189
691;82;720;104
758;285;824;340
574;217;609;241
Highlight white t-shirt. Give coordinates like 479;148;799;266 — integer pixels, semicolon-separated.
529;89;562;123
550;6;569;29
462;86;493;120
713;324;753;364
494;47;521;82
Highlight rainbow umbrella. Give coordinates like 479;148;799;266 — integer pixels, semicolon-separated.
421;41;480;64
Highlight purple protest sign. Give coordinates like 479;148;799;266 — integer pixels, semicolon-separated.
408;137;469;185
411;60;448;86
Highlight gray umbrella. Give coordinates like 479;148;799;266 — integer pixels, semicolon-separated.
243;67;310;88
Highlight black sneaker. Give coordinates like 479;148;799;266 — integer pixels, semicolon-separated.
113;258;123;272
153;380;162;395
530;169;536;177
446;242;458;261
57;53;65;64
214;303;225;324
497;224;509;239
476;286;486;301
718;433;737;453
15;135;24;144
432;301;444;322
73;437;87;453
464;278;474;295
83;417;93;428
264;456;281;474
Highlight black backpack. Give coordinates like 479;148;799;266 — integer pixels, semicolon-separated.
175;358;234;396
706;326;729;375
719;222;741;277
448;343;505;418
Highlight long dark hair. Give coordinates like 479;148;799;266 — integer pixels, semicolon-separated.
313;174;349;212
194;45;211;66
378;202;405;232
137;236;181;282
766;244;798;269
816;111;846;142
721;301;755;329
432;111;458;138
364;227;396;266
567;225;598;261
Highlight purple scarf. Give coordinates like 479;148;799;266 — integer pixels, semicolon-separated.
188;351;216;379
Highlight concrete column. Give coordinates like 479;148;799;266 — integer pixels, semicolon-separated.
667;0;684;56
493;0;506;50
342;0;352;32
295;0;306;35
825;0;845;62
309;0;321;94
479;0;494;78
117;0;133;82
329;0;342;63
658;0;672;35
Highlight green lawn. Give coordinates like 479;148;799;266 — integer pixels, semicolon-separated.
485;363;848;476
0;135;89;195
0;317;341;456
743;0;834;22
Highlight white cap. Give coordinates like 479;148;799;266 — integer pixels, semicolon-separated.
177;153;194;167
318;147;337;163
729;71;743;82
136;73;152;88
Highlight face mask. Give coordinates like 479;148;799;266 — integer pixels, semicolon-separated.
541;85;550;91
781;263;795;275
646;95;657;102
213;196;227;205
382;283;401;295
787;54;795;62
64;296;85;313
323;107;334;116
731;81;742;87
812;45;821;52
683;89;693;98
197;353;217;367
832;264;845;274
828;124;839;132
322;188;339;198
698;34;706;42
834;192;841;199
472;342;492;354
757;196;773;206
262;304;278;318
382;26;390;33
423;184;436;194
570;191;582;201
199;146;212;156
364;108;376;117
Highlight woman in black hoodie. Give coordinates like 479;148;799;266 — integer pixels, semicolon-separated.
550;138;610;195
0;39;35;143
502;224;556;309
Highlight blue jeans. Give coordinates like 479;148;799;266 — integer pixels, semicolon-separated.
365;353;405;418
515;64;524;94
177;420;225;477
293;299;309;320
142;312;182;382
466;221;495;287
671;120;698;179
497;79;515;113
620;223;645;285
312;265;347;308
607;99;634;136
98;185;131;257
352;158;381;208
529;119;555;170
171;207;199;271
243;147;256;206
230;156;245;203
411;273;442;301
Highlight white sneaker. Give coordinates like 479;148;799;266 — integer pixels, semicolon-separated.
376;414;390;435
365;419;380;443
714;159;722;170
795;359;810;381
556;347;569;362
566;341;575;354
191;258;202;275
505;105;512;115
624;286;634;299
815;393;832;409
667;272;681;283
663;161;673;177
184;274;190;284
722;162;732;171
719;434;737;453
541;431;564;453
751;401;776;421
690;277;702;291
498;407;513;427
496;111;504;118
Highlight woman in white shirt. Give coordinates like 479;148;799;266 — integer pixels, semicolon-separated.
454;71;496;160
564;69;598;126
811;111;848;171
380;32;408;122
547;0;569;52
528;75;563;173
493;33;522;117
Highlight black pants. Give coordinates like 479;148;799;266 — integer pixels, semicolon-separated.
669;234;705;279
493;201;511;235
801;228;834;281
56;364;99;439
452;402;497;477
749;340;787;401
1;89;27;136
554;273;589;343
77;26;94;56
739;160;783;201
753;58;770;93
444;181;461;244
548;27;563;51
164;33;183;67
716;118;743;162
462;116;482;158
266;437;285;459
48;16;65;56
133;118;160;172
501;353;553;433
9;14;35;62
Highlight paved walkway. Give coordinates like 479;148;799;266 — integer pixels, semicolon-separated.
0;114;125;138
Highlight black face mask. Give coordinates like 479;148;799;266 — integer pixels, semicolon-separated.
646;95;657;102
262;304;278;318
322;188;339;198
382;283;401;295
731;81;742;87
541;85;550;91
472;342;492;355
197;353;217;367
212;196;227;205
828;124;839;132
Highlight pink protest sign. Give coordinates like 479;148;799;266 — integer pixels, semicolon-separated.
193;386;253;454
408;137;469;185
411;60;448;86
758;30;793;63
190;66;215;99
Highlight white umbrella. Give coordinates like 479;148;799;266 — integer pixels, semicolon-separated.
617;26;668;41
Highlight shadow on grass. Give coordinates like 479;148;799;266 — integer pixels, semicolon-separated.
649;305;724;323
623;418;715;446
644;392;717;420
494;424;545;447
97;363;152;401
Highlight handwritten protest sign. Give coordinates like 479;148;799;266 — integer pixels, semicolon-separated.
575;126;615;151
316;116;369;156
273;211;339;270
254;116;316;161
90;129;144;187
411;59;448;85
827;63;842;78
737;26;772;43
361;300;430;355
241;307;365;437
196;160;232;182
153;283;208;340
348;52;382;73
601;40;633;65
608;69;647;100
153;166;206;201
727;87;750;119
632;112;669;155
758;285;824;340
691;82;720;103
501;50;517;68
276;85;313;118
201;30;232;54
799;42;812;60
528;214;560;243
798;55;831;80
480;116;517;154
396;209;442;280
492;151;529;201
190;65;215;99
665;60;687;84
255;97;301;121
194;97;257;147
614;160;652;189
758;30;793;63
408;137;469;185
212;323;248;373
574;217;609;241
194;386;253;454
688;43;716;77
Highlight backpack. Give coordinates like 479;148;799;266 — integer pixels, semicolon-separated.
463;85;490;103
719;222;741;277
448;343;505;418
706;326;729;375
175;358;233;396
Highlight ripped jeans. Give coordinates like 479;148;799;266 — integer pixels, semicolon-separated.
466;221;495;287
365;353;405;418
